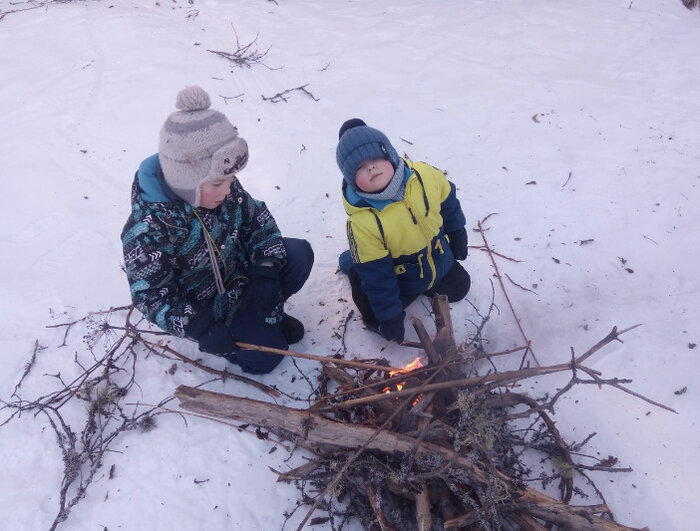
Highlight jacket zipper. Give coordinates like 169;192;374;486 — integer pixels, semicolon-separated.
406;203;437;289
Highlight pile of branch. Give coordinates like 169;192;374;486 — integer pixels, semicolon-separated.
176;295;662;531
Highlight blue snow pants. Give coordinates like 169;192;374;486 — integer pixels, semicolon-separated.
225;237;314;373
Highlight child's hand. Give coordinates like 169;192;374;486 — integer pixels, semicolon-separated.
186;308;238;354
197;322;238;355
248;263;284;325
379;313;405;343
447;228;468;261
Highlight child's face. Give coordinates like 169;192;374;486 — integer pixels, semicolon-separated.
354;158;394;193
199;176;234;209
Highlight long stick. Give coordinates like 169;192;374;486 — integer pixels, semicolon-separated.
314;324;660;411
141;339;280;397
477;214;540;367
574;324;641;364
317;351;675;416
316;364;569;411
308;346;534;407
234;341;401;372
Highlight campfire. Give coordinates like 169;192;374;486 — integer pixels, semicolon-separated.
382;356;423;395
175;295;657;530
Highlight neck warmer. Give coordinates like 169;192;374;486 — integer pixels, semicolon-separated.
355;158;406;202
345;161;412;211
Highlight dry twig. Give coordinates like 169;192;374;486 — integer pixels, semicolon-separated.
207;26;280;70
261;84;320;103
476;213;540;368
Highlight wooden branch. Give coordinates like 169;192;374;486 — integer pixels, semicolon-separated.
502;512;550;531
316;364;573;411
477;215;540;367
508;392;573;503
142;339;280;397
296;341;454;531
415;481;432;531
174;386;646;531
576;363;676;413
261;84;319;103
514;502;649;531
323;365;395;418
410;317;441;365
366;484;399;531
574;324;642;365
311;347;532;410
443;511;480;528
431;295;455;353
309;369;429;408
235;341;400;372
314;325;674;414
270;460;323;482
431;294;452;333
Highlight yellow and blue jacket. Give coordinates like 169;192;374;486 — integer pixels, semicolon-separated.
343;159;466;322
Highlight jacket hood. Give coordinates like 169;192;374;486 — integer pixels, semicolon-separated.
137;154;181;203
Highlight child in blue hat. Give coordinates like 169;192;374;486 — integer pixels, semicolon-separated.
337;119;470;343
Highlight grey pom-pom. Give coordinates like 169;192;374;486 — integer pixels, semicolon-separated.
175;86;211;112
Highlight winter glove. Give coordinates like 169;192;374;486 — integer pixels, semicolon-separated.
186;308;238;355
447;228;468;261
248;262;284;325
196;322;238;355
378;313;405;343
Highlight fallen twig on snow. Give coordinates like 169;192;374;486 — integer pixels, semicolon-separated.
475;213;540;368
261;84;320;103
207;25;281;70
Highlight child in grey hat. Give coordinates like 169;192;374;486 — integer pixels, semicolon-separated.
121;86;313;374
336;119;470;344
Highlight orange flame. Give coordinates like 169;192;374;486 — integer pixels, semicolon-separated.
388;356;424;377
383;357;424;394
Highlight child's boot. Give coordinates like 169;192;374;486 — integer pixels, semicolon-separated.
427;262;471;302
282;313;305;344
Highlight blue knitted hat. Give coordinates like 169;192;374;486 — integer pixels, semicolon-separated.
336;120;400;187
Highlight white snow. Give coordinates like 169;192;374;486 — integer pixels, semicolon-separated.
0;0;698;529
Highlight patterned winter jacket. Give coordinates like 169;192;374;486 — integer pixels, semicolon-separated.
121;154;286;338
344;159;466;323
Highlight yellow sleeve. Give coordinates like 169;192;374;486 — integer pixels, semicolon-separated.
347;215;390;264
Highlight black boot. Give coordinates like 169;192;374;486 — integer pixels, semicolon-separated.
426;262;471;302
282;313;305;344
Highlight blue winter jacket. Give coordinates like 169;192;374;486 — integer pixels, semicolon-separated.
121;155;286;337
344;159;467;323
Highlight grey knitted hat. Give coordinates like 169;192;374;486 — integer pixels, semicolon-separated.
336;120;400;187
158;86;248;207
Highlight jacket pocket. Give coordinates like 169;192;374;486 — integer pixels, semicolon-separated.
395;260;430;294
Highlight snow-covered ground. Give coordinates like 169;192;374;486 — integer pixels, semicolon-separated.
1;0;698;529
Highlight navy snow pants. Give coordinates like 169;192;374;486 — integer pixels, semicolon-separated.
227;237;313;373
